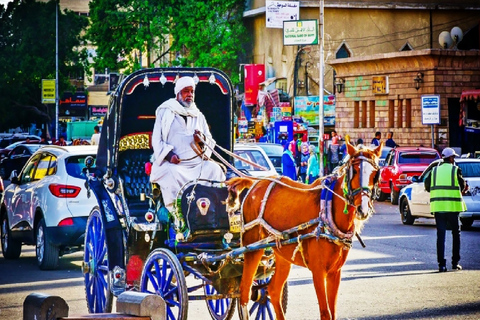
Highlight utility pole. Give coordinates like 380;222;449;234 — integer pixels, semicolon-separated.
318;0;324;176
55;1;59;140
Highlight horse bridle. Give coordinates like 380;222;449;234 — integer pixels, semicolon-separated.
343;152;380;205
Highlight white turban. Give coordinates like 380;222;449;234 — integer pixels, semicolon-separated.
174;76;196;95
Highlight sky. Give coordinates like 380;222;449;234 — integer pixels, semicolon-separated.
0;0;11;7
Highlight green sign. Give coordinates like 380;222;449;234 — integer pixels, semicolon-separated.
283;20;318;46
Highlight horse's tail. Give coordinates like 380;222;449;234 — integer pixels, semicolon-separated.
225;177;256;213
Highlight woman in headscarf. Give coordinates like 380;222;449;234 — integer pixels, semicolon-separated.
306;145;319;184
299;142;310;183
282;141;297;181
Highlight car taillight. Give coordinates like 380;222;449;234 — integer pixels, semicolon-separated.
58;218;74;226
48;184;81;198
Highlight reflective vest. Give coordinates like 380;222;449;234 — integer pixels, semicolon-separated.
430;163;466;213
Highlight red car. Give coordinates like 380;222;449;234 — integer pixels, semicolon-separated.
376;146;440;204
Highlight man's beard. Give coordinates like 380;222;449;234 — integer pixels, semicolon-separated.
179;95;193;108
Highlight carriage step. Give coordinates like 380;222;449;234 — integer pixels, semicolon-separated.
24;292;165;320
62;315;151;319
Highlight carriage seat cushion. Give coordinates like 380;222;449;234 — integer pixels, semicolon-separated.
118;149;152;204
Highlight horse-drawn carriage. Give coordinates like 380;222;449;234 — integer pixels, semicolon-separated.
81;67;286;320
81;67;382;320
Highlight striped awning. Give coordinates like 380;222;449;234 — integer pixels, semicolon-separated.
460;89;480;102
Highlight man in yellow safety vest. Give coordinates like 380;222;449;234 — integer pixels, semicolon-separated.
425;147;467;273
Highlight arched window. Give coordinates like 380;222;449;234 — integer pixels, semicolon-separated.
400;42;413;51
336;43;351;59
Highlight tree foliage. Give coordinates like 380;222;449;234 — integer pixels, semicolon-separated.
86;0;247;83
0;0;88;132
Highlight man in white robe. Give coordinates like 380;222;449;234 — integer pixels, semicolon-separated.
150;76;225;212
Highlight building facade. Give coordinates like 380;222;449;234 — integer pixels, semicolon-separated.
243;0;480;151
330;49;480;152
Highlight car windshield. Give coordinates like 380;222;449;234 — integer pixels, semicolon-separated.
398;152;440;164
381;147;392;158
257;144;283;156
234;150;269;172
25;145;42;153
66;155;96;179
458;162;480;178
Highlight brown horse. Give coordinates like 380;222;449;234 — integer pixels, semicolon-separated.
226;142;382;320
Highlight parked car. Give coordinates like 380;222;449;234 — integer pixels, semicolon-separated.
398;158;480;228
0;145;98;270
378;146;393;167
0;139;42;161
377;146;441;205
0;134;41;148
233;143;278;178
0;144;44;179
254;142;284;175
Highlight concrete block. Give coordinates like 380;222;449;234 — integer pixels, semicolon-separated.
23;292;69;320
116;292;166;320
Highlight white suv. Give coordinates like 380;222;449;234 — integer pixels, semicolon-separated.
1;145;98;269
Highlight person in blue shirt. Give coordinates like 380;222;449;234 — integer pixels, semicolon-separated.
371;131;381;146
385;132;398;148
282;142;297;181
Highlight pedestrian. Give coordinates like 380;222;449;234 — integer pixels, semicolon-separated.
371;131;381;146
306;145;319;184
282;142;297;181
91;125;101;145
299;142;310;183
293;133;303;176
424;147;467;272
150;76;225;212
356;138;364;146
54;135;67;146
328;137;340;173
385;131;398;148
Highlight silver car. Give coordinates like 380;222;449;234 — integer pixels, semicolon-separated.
1;145;98;269
398;158;480;227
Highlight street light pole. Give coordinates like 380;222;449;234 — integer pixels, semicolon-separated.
318;0;324;176
55;1;59;140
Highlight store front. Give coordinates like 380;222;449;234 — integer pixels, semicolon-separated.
460;89;480;155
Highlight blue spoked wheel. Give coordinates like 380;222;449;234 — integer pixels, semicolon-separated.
83;207;113;313
204;282;237;320
238;275;288;320
140;248;188;320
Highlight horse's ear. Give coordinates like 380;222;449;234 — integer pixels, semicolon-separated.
373;142;383;159
346;140;356;156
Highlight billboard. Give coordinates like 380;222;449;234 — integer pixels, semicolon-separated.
294;95;336;126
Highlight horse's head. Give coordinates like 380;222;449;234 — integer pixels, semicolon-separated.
343;141;382;220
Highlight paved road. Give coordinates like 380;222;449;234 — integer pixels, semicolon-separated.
1;201;479;319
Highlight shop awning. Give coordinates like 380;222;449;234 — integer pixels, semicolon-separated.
459;89;480;126
460;89;480;102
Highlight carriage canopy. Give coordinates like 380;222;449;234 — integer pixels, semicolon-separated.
96;67;235;174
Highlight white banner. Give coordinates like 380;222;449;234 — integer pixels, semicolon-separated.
266;1;299;29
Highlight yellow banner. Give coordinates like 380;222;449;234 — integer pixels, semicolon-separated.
42;79;56;103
